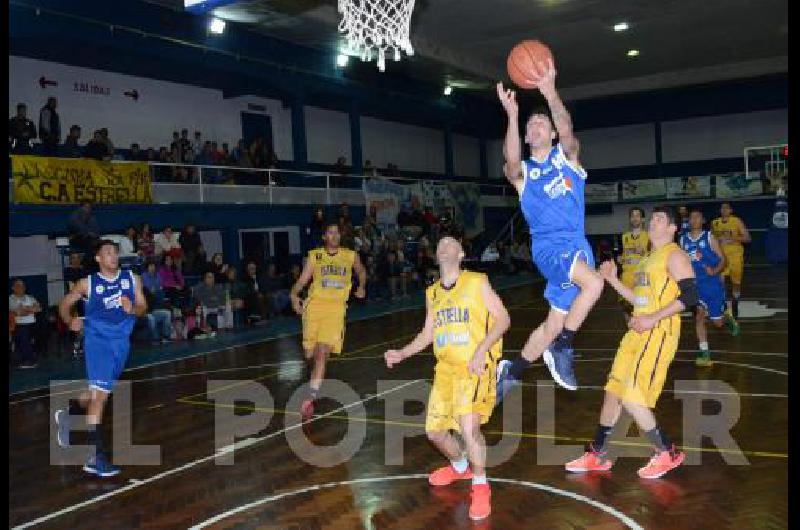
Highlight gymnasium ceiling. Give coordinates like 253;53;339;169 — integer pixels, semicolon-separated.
149;0;788;100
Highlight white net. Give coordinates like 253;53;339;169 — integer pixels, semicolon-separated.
338;0;416;72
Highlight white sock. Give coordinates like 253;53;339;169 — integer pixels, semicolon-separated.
699;341;709;351
472;474;488;485
450;457;469;473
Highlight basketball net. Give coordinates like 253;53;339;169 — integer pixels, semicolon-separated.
337;0;415;72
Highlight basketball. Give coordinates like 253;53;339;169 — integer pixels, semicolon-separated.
507;40;553;90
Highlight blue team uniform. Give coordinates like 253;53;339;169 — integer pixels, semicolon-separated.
519;143;593;313
680;231;726;319
84;270;137;392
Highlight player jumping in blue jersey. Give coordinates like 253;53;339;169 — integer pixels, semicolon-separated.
679;209;740;367
55;240;147;477
494;59;605;395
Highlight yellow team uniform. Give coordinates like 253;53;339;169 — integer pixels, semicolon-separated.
620;230;650;290
425;271;502;433
711;216;745;284
302;247;356;354
605;243;681;408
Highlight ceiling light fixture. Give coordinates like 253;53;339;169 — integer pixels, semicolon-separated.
627;49;639;57
209;17;226;35
443;85;453;96
336;54;349;67
613;22;629;32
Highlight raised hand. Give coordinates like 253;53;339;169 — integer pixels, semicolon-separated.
496;82;519;116
533;58;557;96
599;259;618;280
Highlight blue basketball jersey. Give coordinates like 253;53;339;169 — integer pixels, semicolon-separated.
519;143;587;239
85;269;137;335
680;231;720;282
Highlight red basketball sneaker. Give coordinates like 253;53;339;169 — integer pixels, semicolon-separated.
428;464;473;486
565;445;614;473
637;446;685;479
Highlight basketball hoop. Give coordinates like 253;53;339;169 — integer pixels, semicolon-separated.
337;0;416;72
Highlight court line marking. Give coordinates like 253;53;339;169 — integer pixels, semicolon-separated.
10;379;423;530
568;357;788;376
8;279;543;400
505;348;788;358
175;399;788;459
187;474;644;530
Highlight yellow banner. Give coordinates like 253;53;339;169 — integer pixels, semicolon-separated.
11;155;153;204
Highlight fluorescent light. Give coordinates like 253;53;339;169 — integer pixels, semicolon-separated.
614;22;629;32
209;17;226;34
627;49;639;57
443;85;453;96
336;54;349;67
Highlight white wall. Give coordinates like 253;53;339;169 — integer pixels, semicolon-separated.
9;55;293;159
578;123;656;169
453;134;480;177
304;106;351;164
661;109;788;162
360;116;444;174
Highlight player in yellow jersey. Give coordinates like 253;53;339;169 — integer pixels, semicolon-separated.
711;202;751;318
566;206;695;479
617;207;649;319
384;236;510;521
290;221;366;419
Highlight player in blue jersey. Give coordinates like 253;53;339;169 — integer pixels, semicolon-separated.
55;240;147;477
679;209;740;367
494;59;605;395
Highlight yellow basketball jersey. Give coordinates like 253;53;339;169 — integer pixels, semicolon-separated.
307;247;356;304
711;216;744;252
632;243;681;331
621;231;649;271
426;271;502;366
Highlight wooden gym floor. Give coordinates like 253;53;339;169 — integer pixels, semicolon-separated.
9;266;788;529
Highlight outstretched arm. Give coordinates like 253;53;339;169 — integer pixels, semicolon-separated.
535;59;580;163
496;83;523;190
385;297;435;368
290;258;315;314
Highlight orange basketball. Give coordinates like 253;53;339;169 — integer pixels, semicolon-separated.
507;40;553;90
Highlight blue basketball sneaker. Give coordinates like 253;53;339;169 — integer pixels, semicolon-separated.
83;453;121;478
55;409;70;448
543;345;578;391
495;359;519;405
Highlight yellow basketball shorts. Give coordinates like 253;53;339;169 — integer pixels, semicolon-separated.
425;359;497;433
721;246;744;285
604;326;679;408
302;299;347;354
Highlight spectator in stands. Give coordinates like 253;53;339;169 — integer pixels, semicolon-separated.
145;147;157;162
179;224;203;275
169;145;188;183
233;139;252;167
339;215;355;249
422;206;438;237
9;103;37;154
62;125;82;157
263;263;290;317
180;129;191;158
159;254;189;309
68;203;100;269
332;156;348;187
196;142;214;166
379;249;404;300
170;131;181;156
193;130;203;158
126;143;143;161
416;246;438;286
141;261;172;344
192;271;229;331
363;159;377;177
249;138;265;168
117;226;138;260
241;261;268;323
9;279;42;369
99;128;115;158
155;225;183;269
309;208;326;249
38;97;60;155
207;253;230;284
224;267;246;327
84;130;109;161
219;143;232;165
138;223;156;260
